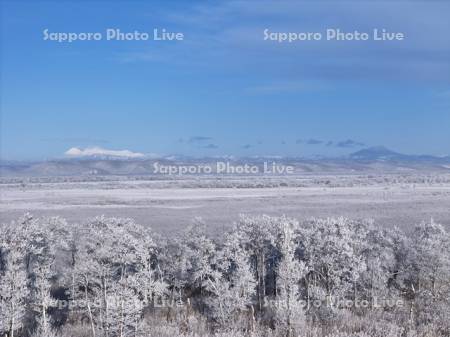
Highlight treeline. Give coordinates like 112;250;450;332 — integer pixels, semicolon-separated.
1;214;449;337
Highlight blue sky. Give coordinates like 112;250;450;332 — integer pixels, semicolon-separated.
1;0;449;160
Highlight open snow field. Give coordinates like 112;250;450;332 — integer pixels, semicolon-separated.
1;175;450;234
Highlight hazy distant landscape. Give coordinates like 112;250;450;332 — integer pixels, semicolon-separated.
1;146;450;233
2;147;450;177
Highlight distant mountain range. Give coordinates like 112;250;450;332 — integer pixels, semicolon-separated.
1;147;449;177
349;146;450;163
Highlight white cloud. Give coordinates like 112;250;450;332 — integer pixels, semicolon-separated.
65;146;145;158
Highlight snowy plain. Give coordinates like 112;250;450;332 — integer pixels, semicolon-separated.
1;174;450;234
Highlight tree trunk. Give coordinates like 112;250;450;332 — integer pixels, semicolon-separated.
262;254;266;307
10;315;14;337
42;303;48;335
286;285;291;337
306;279;310;310
119;298;124;337
9;301;15;337
85;281;96;337
102;275;109;337
249;305;255;332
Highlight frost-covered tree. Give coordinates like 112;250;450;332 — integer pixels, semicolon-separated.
399;220;450;327
234;215;278;311
181;221;217;296
0;235;29;337
72;216;152;337
108;275;143;337
274;221;307;336
361;227;403;309
27;217;68;337
31;261;57;337
222;231;257;308
206;230;256;329
302;217;366;311
134;231;167;307
410;220;450;296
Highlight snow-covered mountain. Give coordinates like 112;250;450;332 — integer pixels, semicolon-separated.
1;147;449;177
349;146;450;163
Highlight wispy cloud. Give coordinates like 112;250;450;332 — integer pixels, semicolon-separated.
188;136;213;144
203;144;219;149
159;1;450;84
65;147;145;158
242;144;252;149
306;139;323;145
336;139;365;148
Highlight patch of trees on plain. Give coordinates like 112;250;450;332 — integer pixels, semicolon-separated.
1;214;449;337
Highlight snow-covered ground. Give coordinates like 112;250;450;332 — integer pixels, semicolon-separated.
1;174;450;234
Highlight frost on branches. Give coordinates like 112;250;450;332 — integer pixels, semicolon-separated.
0;214;449;337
